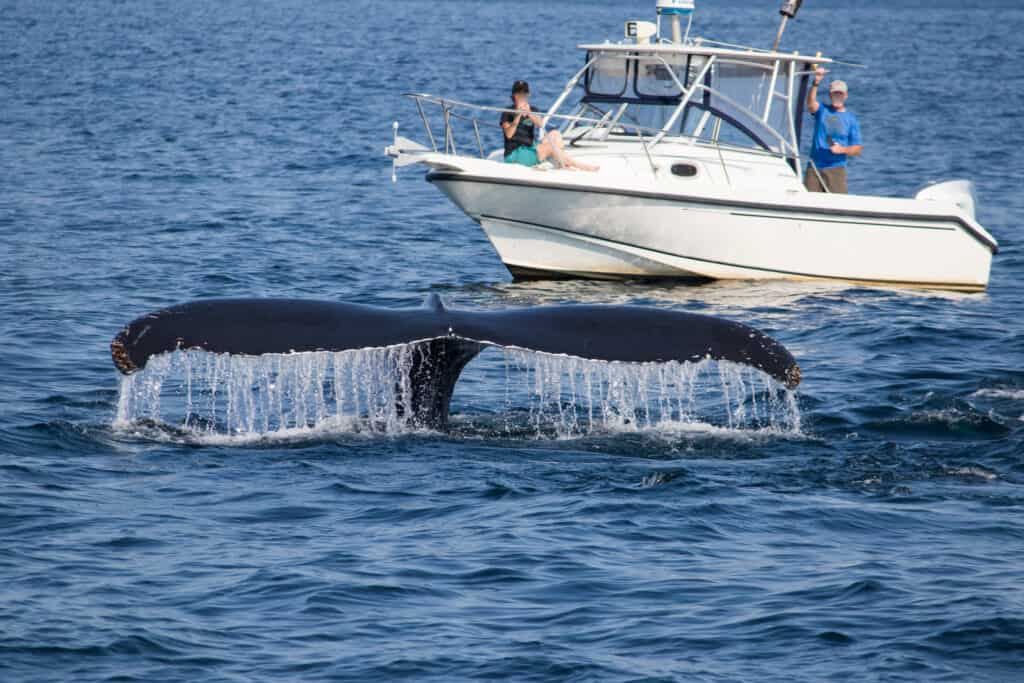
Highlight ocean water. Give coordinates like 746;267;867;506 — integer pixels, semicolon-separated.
2;0;1023;680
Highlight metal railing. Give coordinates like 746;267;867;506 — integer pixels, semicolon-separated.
405;93;673;173
401;92;806;181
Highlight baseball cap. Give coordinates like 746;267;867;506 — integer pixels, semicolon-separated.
829;80;848;94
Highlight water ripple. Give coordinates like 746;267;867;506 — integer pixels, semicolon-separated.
3;0;1024;681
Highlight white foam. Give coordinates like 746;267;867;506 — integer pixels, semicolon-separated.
112;345;801;442
947;466;997;481
971;388;1024;400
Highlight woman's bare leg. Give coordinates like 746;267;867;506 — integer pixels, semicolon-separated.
537;130;599;171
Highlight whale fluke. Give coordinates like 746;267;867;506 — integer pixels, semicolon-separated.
111;296;800;429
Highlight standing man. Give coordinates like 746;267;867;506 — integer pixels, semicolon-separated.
805;68;863;194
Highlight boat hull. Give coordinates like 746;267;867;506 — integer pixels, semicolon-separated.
429;171;995;291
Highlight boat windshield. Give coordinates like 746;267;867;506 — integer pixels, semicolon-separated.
566;49;811;157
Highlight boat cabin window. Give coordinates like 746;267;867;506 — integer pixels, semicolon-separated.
706;59;792;151
574;50;808;158
707;60;772;116
585;54;630;97
633;55;692;98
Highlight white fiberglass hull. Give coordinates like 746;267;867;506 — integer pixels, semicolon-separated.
427;164;996;291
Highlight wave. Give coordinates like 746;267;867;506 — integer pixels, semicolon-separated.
971;388;1024;400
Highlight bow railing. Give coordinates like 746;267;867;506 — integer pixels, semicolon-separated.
387;92;805;183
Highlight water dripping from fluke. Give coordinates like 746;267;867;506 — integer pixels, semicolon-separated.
109;297;802;442
111;346;801;443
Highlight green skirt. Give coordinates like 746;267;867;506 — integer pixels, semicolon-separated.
504;144;539;167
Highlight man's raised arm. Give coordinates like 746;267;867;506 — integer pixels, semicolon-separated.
807;67;826;114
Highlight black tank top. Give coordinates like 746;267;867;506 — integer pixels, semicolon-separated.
501;109;536;156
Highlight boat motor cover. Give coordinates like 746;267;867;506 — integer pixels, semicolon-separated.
915;180;977;220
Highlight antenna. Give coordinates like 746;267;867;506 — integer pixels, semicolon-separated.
772;0;803;52
656;0;695;44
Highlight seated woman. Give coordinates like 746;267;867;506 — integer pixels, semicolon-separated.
500;80;598;172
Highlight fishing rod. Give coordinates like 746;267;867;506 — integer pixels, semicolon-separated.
772;0;803;52
772;1;866;68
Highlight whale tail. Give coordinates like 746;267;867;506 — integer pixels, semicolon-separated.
111;295;800;429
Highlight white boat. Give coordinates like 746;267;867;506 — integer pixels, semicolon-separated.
385;0;998;291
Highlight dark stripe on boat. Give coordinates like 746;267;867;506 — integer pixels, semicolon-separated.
480;213;988;291
426;171;998;254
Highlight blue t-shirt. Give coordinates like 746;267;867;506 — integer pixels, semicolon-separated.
810;104;862;169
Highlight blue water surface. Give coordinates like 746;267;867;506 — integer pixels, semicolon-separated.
2;1;1023;680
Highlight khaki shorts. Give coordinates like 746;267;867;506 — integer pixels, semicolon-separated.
804;165;848;194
